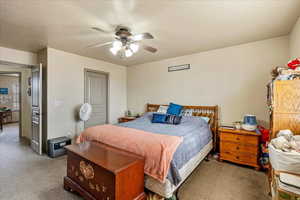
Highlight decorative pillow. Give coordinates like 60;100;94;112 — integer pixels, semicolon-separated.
157;105;168;114
181;109;193;116
166;115;182;125
152;113;168;124
167;103;183;116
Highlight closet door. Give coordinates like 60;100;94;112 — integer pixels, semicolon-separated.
84;71;108;128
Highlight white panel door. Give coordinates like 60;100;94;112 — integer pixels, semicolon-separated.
84;71;108;128
31;64;42;155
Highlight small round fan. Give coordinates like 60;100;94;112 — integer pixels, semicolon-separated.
79;103;92;122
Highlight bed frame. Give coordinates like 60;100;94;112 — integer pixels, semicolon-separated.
146;104;219;199
146;103;219;152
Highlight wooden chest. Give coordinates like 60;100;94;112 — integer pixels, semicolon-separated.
219;128;261;170
64;142;146;200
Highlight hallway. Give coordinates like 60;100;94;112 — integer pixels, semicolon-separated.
0;123;20;143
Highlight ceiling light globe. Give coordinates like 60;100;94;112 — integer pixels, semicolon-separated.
125;49;133;57
110;47;118;55
129;43;139;53
112;40;122;49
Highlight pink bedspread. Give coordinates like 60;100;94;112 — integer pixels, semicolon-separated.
76;124;183;183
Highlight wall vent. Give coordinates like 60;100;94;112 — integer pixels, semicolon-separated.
168;64;190;72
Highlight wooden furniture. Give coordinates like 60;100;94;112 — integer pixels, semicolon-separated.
64;142;146;200
219;128;261;170
0;110;13;124
268;80;300;193
146;103;219;152
118;116;137;123
3;110;12;123
0;112;3;131
271;80;300;138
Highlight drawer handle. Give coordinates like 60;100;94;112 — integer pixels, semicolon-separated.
236;138;240;141
102;186;107;193
236;156;240;159
236;147;240;150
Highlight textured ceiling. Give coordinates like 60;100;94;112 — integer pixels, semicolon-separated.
0;0;300;66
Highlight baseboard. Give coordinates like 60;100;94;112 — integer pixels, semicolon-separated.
20;136;30;145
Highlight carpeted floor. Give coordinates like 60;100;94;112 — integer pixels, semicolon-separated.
0;123;270;200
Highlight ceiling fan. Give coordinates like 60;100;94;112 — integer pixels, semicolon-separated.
88;25;157;58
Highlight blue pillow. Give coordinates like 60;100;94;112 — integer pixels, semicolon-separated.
167;103;183;116
152;113;167;123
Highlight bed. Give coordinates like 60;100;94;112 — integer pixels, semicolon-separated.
78;104;218;199
130;104;218;198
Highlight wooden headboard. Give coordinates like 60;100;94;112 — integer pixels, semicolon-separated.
146;103;219;152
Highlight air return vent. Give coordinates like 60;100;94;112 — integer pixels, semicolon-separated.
168;64;190;72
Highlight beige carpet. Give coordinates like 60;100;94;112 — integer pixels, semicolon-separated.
0;123;270;200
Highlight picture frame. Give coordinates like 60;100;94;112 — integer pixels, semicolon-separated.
0;88;8;95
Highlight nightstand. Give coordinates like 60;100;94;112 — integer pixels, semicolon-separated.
219;127;261;170
118;116;137;123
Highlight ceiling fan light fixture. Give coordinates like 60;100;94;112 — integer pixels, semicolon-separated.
132;34;143;41
129;43;139;53
109;47;118;55
112;40;122;49
89;26;156;58
125;49;133;57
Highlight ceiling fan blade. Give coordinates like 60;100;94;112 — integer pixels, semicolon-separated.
91;27;112;34
87;41;112;48
142;44;157;53
131;33;154;41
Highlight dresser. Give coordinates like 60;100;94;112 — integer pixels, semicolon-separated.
219;128;261;170
64;142;146;200
118;116;137;123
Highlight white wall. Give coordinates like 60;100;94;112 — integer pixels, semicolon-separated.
0;66;32;139
290;17;300;59
0;47;37;66
127;36;289;126
47;48;127;139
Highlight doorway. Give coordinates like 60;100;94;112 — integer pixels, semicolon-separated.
0;72;21;143
0;63;44;155
84;69;109;128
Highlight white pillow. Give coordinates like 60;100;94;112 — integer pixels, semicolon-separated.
157;105;168;114
200;116;210;123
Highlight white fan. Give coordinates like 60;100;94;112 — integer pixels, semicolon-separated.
79;103;92;122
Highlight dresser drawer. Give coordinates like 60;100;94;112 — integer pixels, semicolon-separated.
220;132;259;146
220;151;258;165
220;141;258;155
67;151;115;200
